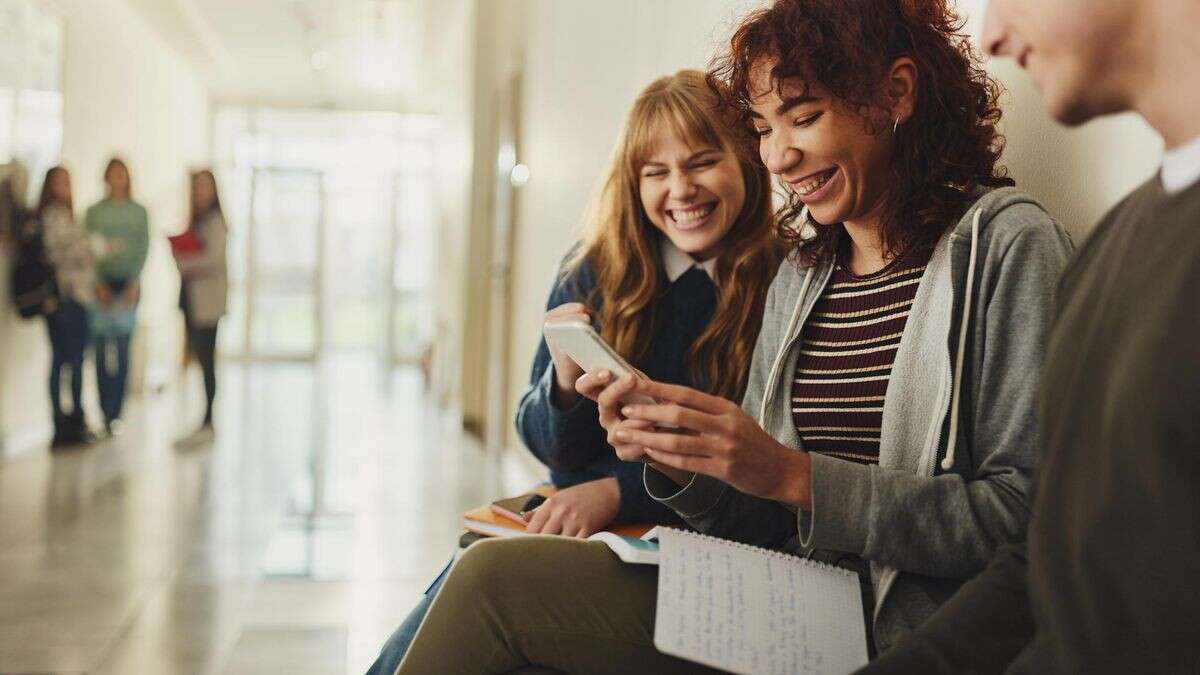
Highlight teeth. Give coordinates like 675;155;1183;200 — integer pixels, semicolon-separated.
796;170;834;196
671;203;715;224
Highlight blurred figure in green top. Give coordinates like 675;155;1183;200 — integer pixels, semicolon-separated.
86;158;148;434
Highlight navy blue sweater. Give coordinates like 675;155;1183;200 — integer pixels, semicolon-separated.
514;258;719;525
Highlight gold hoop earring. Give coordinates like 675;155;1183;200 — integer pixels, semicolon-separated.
893;116;900;134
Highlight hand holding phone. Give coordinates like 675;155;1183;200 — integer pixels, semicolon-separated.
542;319;656;408
542;303;593;406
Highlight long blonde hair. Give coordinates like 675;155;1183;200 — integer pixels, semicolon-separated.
565;70;783;401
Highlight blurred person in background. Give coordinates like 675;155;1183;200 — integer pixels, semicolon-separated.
0;160;28;242
37;166;96;447
86;158;148;435
172;169;228;444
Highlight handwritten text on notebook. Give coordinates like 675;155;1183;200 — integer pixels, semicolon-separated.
653;528;868;675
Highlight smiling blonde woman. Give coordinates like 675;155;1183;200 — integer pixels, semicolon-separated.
366;70;784;675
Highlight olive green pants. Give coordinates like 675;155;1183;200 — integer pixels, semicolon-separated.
396;535;725;674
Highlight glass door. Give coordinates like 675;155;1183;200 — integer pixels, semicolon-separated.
245;168;325;361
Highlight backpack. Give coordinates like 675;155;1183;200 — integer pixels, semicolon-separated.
10;216;59;318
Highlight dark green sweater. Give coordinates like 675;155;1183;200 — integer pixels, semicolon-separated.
860;176;1200;673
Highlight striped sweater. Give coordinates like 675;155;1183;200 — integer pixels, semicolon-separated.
791;247;932;464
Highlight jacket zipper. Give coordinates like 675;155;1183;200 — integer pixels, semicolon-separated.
760;266;829;432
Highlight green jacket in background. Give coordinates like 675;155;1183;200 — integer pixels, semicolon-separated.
86;198;149;281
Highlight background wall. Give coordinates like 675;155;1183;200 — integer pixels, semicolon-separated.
420;0;477;419
956;0;1163;236
488;0;1165;457
458;0;528;442
0;0;210;455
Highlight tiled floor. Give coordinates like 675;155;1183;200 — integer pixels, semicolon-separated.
0;355;536;674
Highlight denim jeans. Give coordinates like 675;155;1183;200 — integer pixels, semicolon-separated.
365;559;451;675
45;299;89;417
95;331;132;423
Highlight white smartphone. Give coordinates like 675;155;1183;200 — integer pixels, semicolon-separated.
543;319;658;407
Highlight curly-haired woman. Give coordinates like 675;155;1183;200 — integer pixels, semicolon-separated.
394;1;1075;671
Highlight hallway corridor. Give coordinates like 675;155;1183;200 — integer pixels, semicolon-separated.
0;357;532;674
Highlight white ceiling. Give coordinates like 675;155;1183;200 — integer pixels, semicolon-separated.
127;0;430;111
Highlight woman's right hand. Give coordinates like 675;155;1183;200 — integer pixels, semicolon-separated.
585;373;654;463
542;303;591;408
590;374;694;485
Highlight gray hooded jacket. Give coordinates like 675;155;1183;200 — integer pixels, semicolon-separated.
644;187;1074;651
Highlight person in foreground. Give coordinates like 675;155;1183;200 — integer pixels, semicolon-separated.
393;1;1073;672
366;69;783;674
859;0;1200;673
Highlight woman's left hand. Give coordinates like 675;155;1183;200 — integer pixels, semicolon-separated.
612;379;813;509
522;477;621;538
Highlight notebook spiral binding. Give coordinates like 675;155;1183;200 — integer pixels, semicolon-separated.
662;527;856;578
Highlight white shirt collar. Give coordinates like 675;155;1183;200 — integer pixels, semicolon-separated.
1161;134;1200;194
661;238;717;283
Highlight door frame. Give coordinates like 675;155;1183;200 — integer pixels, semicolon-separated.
243;166;327;363
483;69;522;454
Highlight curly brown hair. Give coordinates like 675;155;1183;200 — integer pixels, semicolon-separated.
709;0;1014;265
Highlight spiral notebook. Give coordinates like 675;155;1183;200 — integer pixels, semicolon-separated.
654;528;869;675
